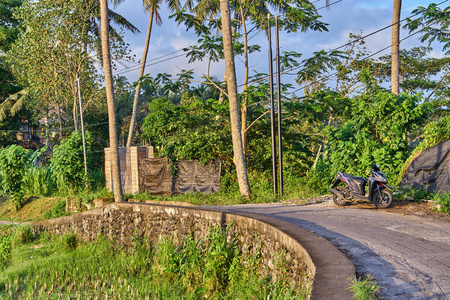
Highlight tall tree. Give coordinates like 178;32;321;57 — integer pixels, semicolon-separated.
184;0;327;150
391;0;401;95
219;0;251;199
9;0;134;137
0;0;23;138
100;0;123;202
405;3;450;54
0;0;22;99
124;0;180;147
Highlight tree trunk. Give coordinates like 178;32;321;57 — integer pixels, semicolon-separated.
126;6;154;147
57;102;62;139
73;93;78;132
219;0;251;199
391;0;401;95
100;0;124;202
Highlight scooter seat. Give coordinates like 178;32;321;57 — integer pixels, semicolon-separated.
341;172;366;183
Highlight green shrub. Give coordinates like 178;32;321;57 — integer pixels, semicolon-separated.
14;225;34;245
0;145;31;210
23;166;56;196
63;232;78;251
433;192;450;214
394;186;433;202
43;200;68;219
50;131;92;194
0;236;12;269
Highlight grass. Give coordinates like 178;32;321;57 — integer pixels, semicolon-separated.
128;174;321;206
0;188;115;223
350;275;380;300
0;196;64;222
0;224;310;299
0;173;320;222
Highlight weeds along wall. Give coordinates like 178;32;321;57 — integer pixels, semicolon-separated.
33;202;355;300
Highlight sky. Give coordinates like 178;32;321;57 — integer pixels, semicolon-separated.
111;0;447;92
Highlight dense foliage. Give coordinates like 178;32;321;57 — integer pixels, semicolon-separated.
49;131;93;193
0;145;30;209
1;1;450;205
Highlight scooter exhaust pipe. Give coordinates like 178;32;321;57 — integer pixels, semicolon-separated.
329;188;345;198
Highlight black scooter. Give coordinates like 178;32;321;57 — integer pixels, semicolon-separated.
329;162;393;208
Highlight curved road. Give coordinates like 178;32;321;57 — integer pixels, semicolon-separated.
206;200;450;299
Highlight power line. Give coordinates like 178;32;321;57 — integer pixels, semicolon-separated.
0;122;109;133
114;52;188;76
290;29;425;95
240;0;449;90
112;0;344;77
114;48;189;76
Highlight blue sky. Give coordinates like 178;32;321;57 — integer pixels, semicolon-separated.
111;0;445;90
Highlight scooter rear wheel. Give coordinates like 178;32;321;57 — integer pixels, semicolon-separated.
374;188;393;209
332;191;348;206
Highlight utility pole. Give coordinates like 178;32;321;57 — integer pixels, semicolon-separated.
275;17;283;197
77;75;88;188
268;14;277;197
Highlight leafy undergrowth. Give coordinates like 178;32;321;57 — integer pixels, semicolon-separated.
0;225;310;299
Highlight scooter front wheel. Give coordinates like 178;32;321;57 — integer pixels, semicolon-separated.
374;188;393;209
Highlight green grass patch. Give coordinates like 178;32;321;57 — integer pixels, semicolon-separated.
350;275;380;300
1;225;310;299
128;173;320;206
394;186;433;202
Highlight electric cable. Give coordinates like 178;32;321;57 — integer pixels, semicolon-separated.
290;28;425;95
112;0;344;76
239;0;449;89
0;122;109;133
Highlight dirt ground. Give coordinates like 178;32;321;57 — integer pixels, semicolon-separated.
279;195;450;222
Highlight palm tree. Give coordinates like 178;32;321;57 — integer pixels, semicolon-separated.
187;0;326;149
123;0;180;147
100;0;124;202
391;0;401;95
219;0;251;199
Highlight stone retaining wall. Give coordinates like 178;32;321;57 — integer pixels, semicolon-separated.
34;202;355;300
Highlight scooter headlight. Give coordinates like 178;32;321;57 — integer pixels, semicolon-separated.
374;171;387;182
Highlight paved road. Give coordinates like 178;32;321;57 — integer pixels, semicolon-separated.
0;221;23;225
207;200;450;299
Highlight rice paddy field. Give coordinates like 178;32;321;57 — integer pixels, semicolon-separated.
0;224;310;299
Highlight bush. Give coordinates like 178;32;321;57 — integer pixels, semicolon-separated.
23;166;56;196
433;192;450;214
0;235;12;269
63;232;78;251
394;186;433;202
50;131;92;193
0;145;30;210
14;225;35;245
43;200;68;219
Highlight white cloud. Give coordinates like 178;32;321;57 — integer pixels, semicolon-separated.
112;0;443;89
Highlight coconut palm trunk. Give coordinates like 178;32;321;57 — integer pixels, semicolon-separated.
391;0;401;95
100;0;124;202
219;0;251;199
126;6;155;146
